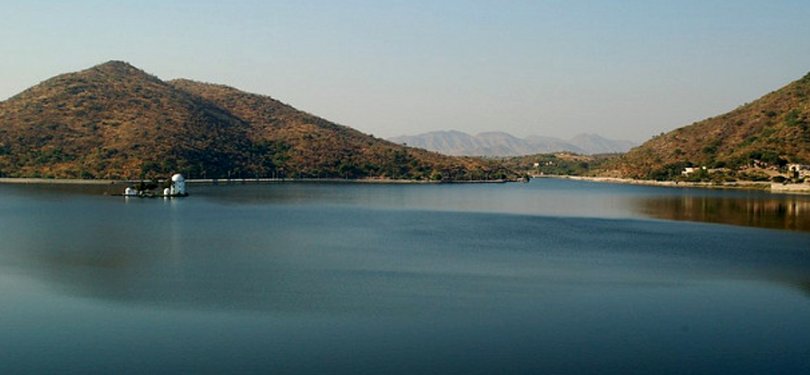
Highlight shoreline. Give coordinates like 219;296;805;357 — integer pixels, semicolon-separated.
0;178;119;185
536;175;810;195
0;177;512;186
5;175;807;194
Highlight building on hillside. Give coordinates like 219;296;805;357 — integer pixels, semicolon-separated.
681;166;706;176
707;168;730;174
787;164;810;179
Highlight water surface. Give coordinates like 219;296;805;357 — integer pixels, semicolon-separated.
0;180;808;374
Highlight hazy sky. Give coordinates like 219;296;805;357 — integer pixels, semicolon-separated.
2;1;809;142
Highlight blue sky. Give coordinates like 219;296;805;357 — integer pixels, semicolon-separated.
2;0;809;141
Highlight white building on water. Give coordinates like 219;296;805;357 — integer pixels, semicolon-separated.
125;173;188;197
170;173;187;196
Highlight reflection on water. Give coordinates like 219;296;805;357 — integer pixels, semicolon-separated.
1;181;125;197
6;180;809;233
1;182;808;316
636;195;810;232
1;181;810;374
796;282;810;298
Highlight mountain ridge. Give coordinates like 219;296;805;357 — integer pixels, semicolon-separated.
388;131;636;156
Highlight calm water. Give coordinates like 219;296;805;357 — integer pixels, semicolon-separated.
1;179;809;374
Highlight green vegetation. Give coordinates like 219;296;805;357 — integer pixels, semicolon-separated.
647;162;692;181
501;153;618;177
737;170;771;182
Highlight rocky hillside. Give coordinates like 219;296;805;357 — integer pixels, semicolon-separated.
0;61;513;181
610;72;810;179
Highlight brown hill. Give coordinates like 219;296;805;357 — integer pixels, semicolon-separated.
168;79;507;180
608;72;810;179
0;61;512;181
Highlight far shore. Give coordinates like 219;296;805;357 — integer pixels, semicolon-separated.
0;178;120;185
0;177;511;186
5;175;808;194
536;175;810;195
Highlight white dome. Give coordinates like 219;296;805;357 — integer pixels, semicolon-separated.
171;174;185;182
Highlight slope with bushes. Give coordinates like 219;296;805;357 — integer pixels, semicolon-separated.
0;61;514;181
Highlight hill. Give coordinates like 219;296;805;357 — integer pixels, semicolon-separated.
610;72;810;179
0;61;514;181
501;152;615;176
389;131;636;156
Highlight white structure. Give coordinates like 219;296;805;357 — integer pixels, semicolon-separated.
787;164;810;179
124;187;138;196
682;166;707;176
170;173;187;196
163;188;171;197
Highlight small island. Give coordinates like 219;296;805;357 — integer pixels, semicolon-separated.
121;173;188;198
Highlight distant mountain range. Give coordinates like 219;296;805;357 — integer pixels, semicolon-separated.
0;61;515;181
388;131;637;156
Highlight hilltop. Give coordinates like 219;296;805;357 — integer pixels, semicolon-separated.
608;72;810;180
0;61;514;181
389;131;636;156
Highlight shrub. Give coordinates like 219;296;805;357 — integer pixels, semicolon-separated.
738;170;770;181
647;161;691;181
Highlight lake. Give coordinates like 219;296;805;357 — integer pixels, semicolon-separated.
1;179;809;374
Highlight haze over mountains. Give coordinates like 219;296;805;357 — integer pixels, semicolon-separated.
0;61;513;181
389;131;637;156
